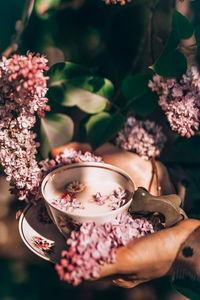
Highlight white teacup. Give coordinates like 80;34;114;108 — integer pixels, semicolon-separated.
41;162;136;238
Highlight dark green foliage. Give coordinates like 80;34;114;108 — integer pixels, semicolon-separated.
84;112;125;149
47;62;114;113
172;278;200;300
40;113;74;158
153;10;193;77
121;73;158;115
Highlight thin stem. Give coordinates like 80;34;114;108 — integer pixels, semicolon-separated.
148;156;155;194
148;155;161;196
154;156;161;196
2;0;34;57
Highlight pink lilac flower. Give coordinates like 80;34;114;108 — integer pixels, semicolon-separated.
115;117;166;160
93;192;107;206
39;149;103;177
104;0;131;5
27;149;103;204
93;187;127;209
0;53;49;116
51;185;128;213
0;53;49;201
66;181;85;193
109;187;127;210
149;67;200;138
55;213;155;286
51;191;85;213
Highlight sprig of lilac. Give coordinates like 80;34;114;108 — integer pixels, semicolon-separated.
0;53;103;204
115;117;166;160
93;187;127;209
25;149;103;203
52;194;85;213
149;67;200;138
104;0;131;5
55;213;155;286
0;53;49;200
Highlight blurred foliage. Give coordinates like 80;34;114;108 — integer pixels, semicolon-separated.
40;113;74;157
0;0;24;53
172;278;200;300
121;73;158;115
83;112;125;149
47;62;114;113
36;5;196;155
152;10;193;77
0;257;181;300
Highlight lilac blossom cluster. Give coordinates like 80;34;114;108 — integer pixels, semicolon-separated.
115;117;166;160
104;0;131;5
51;185;127;213
0;53;49;200
13;147;102;202
39;148;103;176
149;67;200;138
94;187;127;210
51;181;85;213
27;149;103;203
55;213;155;286
66;181;85;193
51;193;84;213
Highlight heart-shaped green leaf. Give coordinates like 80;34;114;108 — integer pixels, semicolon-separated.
152;49;187;78
172;10;193;40
48;84;108;114
130;90;158;115
121;73;158;115
85;112;125;149
68;76;114;100
121;73;152;99
48;62;114;114
40;113;74;158
47;62;114;114
48;62;91;86
152;10;193;78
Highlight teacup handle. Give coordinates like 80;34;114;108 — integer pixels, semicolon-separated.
130;187;188;227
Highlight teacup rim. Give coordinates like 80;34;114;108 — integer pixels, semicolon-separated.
41;162;136;218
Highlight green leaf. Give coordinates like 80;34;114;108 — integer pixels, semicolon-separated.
172;278;200;300
48;62;114;114
48;83;108;114
121;73;158;115
48;62;91;86
68;76;114;100
173;136;200;163
152;49;187;78
121;73;152;99
35;0;61;19
130;90;158;116
85;112;125;149
40;113;74;158
152;10;193;78
78;115;90;143
172;10;193;40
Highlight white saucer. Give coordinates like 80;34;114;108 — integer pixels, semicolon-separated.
18;200;67;263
